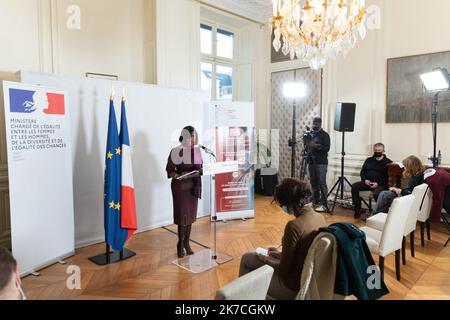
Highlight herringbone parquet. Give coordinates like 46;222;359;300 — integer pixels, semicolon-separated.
21;196;450;300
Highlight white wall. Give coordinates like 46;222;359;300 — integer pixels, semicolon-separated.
267;0;450;184
53;0;147;82
0;0;41;73
156;0;201;90
0;0;156;248
0;0;269;126
322;0;384;181
236;24;272;130
154;0;271;130
325;0;450;182
380;0;450;166
0;0;271;248
0;0;155;81
202;6;271;129
20;71;211;248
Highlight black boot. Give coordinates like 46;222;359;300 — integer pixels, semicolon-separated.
184;224;194;255
177;225;186;258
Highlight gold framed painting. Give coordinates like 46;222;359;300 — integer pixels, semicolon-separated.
386;51;450;123
85;72;119;81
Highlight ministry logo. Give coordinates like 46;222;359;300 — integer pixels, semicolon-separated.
9;88;65;115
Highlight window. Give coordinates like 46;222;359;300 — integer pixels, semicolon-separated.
200;24;212;55
200;22;235;101
217;28;234;59
216;65;233;100
201;62;212;92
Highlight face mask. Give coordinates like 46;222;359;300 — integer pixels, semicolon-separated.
374;152;383;158
312;126;320;132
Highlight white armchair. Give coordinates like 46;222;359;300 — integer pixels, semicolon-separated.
215;265;274;300
366;184;428;265
297;233;345;300
361;195;415;281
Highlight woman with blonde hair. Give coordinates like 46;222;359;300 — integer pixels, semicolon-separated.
373;155;425;215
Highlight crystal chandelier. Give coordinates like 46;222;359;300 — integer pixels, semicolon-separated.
271;0;367;70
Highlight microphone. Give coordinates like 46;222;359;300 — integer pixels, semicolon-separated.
198;144;216;157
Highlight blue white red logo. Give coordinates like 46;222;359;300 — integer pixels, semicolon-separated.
9;88;65;115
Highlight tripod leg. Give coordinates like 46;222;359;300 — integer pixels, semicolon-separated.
331;178;342;214
343;177;353;189
321;187;330;214
328;179;341;198
300;158;307;180
340;176;345;200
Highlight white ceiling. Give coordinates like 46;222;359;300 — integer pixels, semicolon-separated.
203;0;273;24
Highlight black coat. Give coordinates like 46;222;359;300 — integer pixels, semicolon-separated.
401;172;425;196
360;156;392;187
307;129;331;165
319;222;389;300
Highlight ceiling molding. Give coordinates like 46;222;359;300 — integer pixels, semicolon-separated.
202;0;272;24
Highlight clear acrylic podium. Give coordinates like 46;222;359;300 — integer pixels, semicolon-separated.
172;160;238;274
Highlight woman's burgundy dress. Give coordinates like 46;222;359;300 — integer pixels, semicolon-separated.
166;146;203;226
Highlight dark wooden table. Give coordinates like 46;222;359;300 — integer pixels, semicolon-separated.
388;163;450;188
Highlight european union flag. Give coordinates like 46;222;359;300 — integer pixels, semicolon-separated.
104;100;128;251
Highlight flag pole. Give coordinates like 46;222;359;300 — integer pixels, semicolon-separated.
109;85;115;101
120;87;125;263
106;86;113;264
88;86;137;266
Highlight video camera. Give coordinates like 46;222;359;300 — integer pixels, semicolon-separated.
302;126;315;144
288;126;315;148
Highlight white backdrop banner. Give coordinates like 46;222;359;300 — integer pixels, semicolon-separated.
19;71;211;248
2;81;75;276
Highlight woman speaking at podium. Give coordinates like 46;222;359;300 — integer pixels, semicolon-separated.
166;126;203;258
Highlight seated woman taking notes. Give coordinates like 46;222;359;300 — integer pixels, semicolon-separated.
239;178;327;300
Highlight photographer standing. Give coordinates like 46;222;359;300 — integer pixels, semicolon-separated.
306;117;331;212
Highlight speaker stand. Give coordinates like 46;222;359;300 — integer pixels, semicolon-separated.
328;131;353;214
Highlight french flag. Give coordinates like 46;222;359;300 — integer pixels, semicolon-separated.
119;99;137;240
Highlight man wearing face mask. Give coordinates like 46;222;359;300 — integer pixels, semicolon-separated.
0;247;25;300
351;143;392;219
306;117;331;213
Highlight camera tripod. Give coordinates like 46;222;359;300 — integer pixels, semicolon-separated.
299;149;308;180
327;131;353;214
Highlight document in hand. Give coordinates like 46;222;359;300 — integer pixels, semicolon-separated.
175;170;201;181
255;247;269;256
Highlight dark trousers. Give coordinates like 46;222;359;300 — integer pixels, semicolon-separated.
239;253;298;300
374;190;398;214
308;164;328;206
351;181;386;212
444;186;450;214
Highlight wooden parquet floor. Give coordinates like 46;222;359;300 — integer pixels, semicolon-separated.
21;196;450;300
